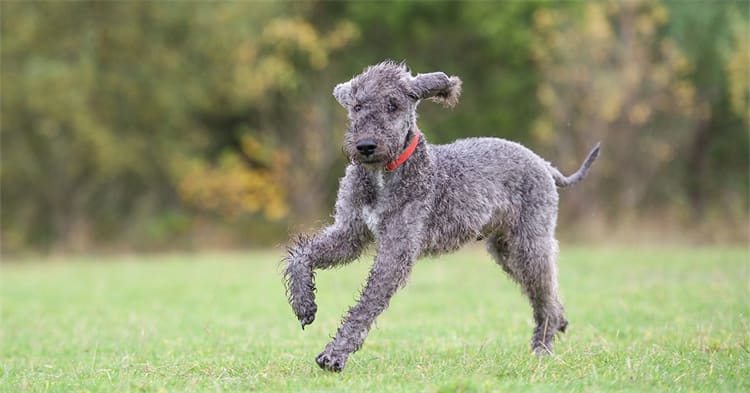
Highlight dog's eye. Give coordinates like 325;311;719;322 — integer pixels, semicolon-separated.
387;102;398;113
353;104;362;112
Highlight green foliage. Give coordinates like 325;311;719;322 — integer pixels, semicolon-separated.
0;1;747;252
0;2;356;251
533;0;700;220
1;247;748;391
663;1;749;218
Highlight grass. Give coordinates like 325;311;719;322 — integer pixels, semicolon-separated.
1;246;748;392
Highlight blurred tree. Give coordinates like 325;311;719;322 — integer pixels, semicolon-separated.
1;2;190;250
173;2;358;224
1;1;745;252
531;0;747;236
0;1;357;252
663;1;749;221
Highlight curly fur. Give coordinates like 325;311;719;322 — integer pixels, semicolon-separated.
283;60;600;372
428;75;462;108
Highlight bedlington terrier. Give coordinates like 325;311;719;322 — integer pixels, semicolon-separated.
283;61;600;372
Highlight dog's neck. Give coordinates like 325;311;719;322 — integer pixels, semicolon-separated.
357;125;432;187
377;125;432;188
385;129;420;172
355;125;433;210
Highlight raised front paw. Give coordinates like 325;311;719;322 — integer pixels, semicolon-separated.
315;348;349;372
294;300;317;329
284;251;318;329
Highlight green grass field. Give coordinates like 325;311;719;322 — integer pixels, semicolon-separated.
1;246;748;392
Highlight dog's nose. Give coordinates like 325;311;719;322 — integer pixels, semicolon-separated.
356;139;377;156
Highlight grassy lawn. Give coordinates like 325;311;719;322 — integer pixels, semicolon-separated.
1;246;748;392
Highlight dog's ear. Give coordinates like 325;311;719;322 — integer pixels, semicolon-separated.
409;72;462;108
333;81;353;108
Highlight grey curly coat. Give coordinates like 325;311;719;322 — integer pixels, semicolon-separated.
283;61;600;372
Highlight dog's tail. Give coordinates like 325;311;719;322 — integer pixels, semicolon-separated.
551;142;601;188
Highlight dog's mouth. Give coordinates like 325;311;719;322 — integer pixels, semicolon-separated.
343;134;397;167
353;153;388;166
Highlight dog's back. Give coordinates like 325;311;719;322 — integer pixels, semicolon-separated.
419;137;559;255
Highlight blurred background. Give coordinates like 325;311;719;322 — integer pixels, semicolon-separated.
1;0;747;255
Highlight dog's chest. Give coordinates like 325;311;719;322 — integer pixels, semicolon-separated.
362;205;380;233
361;172;385;233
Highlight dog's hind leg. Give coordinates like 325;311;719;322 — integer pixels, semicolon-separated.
486;233;513;277
487;233;567;354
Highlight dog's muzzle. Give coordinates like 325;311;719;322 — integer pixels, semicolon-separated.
355;138;378;157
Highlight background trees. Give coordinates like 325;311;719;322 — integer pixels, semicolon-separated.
1;1;747;253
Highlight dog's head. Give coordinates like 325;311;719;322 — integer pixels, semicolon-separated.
333;61;461;168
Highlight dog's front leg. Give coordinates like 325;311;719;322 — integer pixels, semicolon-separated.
284;220;371;329
315;209;423;372
284;165;374;329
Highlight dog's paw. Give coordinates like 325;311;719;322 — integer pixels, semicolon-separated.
315;348;348;372
531;324;561;355
531;342;553;356
294;301;317;330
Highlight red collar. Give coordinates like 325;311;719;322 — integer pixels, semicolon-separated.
385;132;420;171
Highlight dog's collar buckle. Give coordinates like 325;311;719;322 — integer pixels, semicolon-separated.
385;132;420;172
